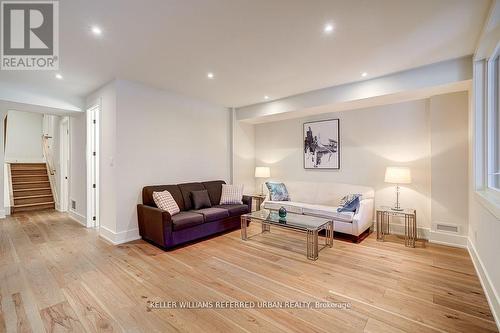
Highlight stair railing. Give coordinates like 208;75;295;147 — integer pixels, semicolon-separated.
42;135;59;207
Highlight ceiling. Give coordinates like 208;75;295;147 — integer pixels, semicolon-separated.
0;0;491;108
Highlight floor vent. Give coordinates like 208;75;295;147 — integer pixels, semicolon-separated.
436;223;459;233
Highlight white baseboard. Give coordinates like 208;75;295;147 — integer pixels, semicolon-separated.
5;206;10;216
68;209;86;227
467;238;500;330
0;209;5;219
99;226;140;245
429;230;468;248
374;222;430;240
374;222;468;248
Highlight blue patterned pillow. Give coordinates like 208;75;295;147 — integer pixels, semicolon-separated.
337;194;362;213
265;182;290;201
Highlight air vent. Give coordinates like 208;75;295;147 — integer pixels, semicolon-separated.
71;200;76;210
436;223;459;233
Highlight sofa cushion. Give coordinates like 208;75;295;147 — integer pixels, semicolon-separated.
263;201;355;222
214;204;249;216
192;207;229;222
301;203;355;222
202;180;226;206
191;190;212;210
152;190;180;215
171;211;204;231
220;184;244;204
337;194;361;213
262;201;304;214
178;183;205;211
143;185;185;211
265;182;290;201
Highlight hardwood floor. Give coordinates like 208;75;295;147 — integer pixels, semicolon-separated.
0;210;497;333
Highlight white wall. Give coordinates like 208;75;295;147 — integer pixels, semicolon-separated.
253;92;469;240
469;5;500;322
429;93;469;236
233;117;256;194
86;81;117;232
115;80;231;237
68;113;87;220
0;110;6;217
254;99;433;232
86;79;231;243
5;110;44;163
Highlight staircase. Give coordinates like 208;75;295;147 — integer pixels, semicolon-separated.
10;163;55;213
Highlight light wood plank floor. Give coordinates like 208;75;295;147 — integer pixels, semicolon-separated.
0;210;497;333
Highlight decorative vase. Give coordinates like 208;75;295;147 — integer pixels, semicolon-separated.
279;206;287;218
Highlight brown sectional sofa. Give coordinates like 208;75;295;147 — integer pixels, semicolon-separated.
137;180;252;249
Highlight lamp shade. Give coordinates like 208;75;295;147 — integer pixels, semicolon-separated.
384;167;412;184
255;166;270;178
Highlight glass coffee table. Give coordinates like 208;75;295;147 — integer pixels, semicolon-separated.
240;210;334;260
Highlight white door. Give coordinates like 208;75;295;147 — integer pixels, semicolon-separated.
59;117;70;211
87;105;100;228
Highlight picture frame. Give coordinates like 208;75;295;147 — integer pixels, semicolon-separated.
303;119;340;169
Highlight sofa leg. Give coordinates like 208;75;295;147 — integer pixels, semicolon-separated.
351;235;360;243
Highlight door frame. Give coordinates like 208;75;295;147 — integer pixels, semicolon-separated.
59;116;70;212
86;103;100;228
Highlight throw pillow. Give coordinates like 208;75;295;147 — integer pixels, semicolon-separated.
265;182;290;201
220;184;244;204
191;190;212;210
152;190;180;215
337;194;362;213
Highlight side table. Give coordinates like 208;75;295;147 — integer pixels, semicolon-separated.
248;194;266;212
376;206;417;247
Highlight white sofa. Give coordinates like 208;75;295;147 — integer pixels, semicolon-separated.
261;181;375;240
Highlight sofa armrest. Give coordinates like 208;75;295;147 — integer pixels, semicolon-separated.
242;195;253;212
352;198;374;236
137;204;173;246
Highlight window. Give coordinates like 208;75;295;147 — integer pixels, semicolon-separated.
488;55;500;191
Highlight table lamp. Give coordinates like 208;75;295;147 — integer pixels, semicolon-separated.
384;166;412;211
255;166;270;195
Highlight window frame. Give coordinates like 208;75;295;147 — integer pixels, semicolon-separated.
475;41;500;219
486;45;500;194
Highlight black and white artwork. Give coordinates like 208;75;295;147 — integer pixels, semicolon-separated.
303;119;340;169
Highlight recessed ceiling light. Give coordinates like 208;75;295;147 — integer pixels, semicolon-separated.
323;23;334;34
91;26;102;36
207;72;214;79
55;73;63;80
361;72;368;77
264;96;269;100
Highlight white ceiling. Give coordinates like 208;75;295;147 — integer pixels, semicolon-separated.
0;0;491;108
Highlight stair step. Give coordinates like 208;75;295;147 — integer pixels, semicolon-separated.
14;201;55;208
13;187;51;191
10;163;46;169
12;176;49;183
12;174;48;178
14;195;54;205
11;169;48;176
13;188;52;197
12;181;50;190
14;194;53;200
10;167;46;171
12;202;55;213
